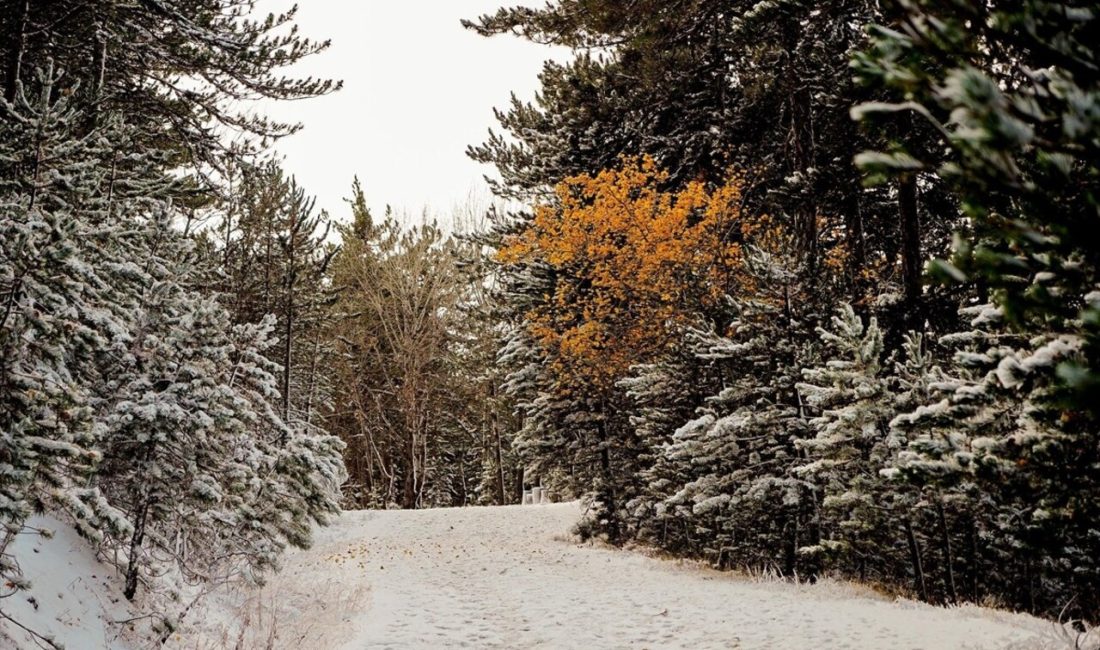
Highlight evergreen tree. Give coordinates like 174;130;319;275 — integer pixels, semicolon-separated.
625;241;819;573
795;305;891;570
91;209;345;601
891;303;1099;614
0;16;346;623
853;0;1100;616
854;0;1100;407
212;160;337;433
0;0;339;171
465;0;958;317
794;305;939;589
0;62;165;575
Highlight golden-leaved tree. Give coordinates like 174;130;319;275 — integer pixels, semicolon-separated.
498;156;770;536
500;156;762;388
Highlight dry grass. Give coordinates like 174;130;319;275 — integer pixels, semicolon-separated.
161;540;370;650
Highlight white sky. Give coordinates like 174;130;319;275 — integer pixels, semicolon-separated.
254;1;566;224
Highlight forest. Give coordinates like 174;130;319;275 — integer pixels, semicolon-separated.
1;0;1099;644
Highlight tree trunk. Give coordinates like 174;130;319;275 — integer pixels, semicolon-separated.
92;29;107;101
456;458;468;507
416;424;428;507
596;418;621;542
402;434;417;509
123;499;151;601
967;514;980;603
781;14;818;274
937;500;958;603
493;420;506;505
302;333;320;426
4;0;29;104
281;293;294;429
785;512;799;576
278;212;297;435
490;383;506;505
514;465;525;503
1025;558;1036;612
899;174;922;326
84;13;108;131
806;485;822;582
904;518;929;601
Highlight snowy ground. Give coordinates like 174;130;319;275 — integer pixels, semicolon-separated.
1;516;141;649
164;502;1079;650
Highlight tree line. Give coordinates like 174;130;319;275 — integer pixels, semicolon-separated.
0;3;526;639
0;2;361;640
468;0;1100;623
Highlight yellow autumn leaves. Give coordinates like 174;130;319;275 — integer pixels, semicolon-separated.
499;156;772;389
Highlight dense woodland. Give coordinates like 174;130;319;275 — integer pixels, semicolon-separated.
1;0;1099;642
465;0;1100;623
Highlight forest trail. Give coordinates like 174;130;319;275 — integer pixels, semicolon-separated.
179;503;1062;649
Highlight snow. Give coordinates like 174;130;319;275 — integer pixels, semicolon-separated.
0;516;139;650
167;503;1068;649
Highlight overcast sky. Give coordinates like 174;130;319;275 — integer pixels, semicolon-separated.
254;1;565;224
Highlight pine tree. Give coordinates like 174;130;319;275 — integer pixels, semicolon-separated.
854;0;1100;408
890;303;1100;614
793;304;931;586
1;58;346;615
0;62;164;577
90;206;345;601
465;0;958;316
212;160;337;435
626;241;819;573
853;0;1100;616
0;1;348;640
795;305;890;567
0;0;339;170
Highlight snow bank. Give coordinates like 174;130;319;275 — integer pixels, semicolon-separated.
0;516;139;650
161;513;370;649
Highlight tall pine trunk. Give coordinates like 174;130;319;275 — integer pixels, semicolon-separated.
491;386;506;505
967;514;980;602
898;174;922;326
83;10;108;132
4;0;29;104
785;511;800;576
780;14;818;274
937;500;958;603
281;292;294;431
904;517;929;601
514;465;524;503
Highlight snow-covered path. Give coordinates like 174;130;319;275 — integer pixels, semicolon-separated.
178;502;1064;649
